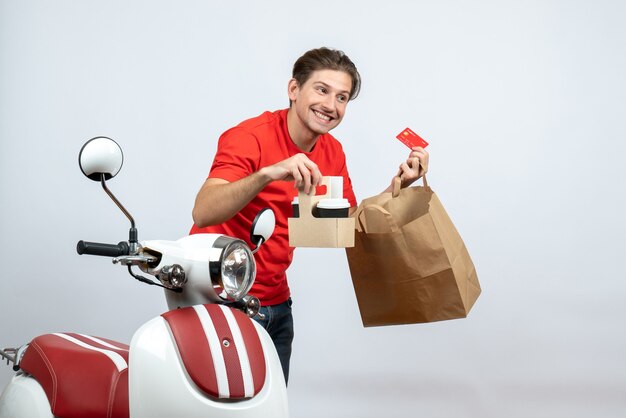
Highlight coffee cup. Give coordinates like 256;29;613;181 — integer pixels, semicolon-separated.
329;176;343;199
315;198;350;218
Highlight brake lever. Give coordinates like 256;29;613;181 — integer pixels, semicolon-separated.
113;254;158;266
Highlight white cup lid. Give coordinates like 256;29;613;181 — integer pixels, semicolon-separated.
317;198;350;209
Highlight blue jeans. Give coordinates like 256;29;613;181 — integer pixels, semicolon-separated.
253;298;294;385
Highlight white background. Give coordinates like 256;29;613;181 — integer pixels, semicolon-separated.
1;1;625;417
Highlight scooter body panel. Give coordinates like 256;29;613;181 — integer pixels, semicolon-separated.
142;236;224;309
129;314;289;418
0;373;54;418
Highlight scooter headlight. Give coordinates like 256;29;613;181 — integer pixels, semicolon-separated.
209;236;256;301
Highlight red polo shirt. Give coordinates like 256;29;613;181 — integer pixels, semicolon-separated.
190;109;356;305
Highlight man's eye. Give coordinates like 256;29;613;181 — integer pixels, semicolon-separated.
317;87;327;94
337;95;347;103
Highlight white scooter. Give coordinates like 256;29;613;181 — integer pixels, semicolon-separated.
0;137;288;418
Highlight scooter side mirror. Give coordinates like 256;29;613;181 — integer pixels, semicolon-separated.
78;136;138;253
250;208;275;253
79;136;124;181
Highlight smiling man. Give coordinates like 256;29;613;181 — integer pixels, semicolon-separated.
190;47;429;384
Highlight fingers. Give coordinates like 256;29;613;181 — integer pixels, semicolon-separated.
391;147;430;190
300;165;312;194
291;166;304;189
399;161;411;177
397;156;423;188
408;148;427;162
308;161;323;188
409;147;429;175
267;154;324;193
301;158;322;192
288;154;321;194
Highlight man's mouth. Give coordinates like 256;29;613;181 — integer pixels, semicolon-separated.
313;110;332;122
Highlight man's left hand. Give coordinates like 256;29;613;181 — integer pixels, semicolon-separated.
397;146;429;188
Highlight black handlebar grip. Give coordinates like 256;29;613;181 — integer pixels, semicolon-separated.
76;241;130;257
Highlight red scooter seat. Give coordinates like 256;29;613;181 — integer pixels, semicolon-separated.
20;332;130;418
18;304;266;418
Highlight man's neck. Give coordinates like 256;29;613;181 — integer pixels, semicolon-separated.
286;107;318;152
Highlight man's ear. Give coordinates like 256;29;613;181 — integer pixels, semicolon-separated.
287;78;299;102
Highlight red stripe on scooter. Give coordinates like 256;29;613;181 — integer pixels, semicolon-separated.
233;312;266;393
204;305;245;398
162;308;219;398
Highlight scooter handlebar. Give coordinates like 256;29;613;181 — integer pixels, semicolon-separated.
77;240;130;257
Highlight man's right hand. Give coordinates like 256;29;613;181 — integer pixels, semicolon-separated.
260;153;322;194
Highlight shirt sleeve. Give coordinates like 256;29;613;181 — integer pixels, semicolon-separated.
208;127;261;183
335;145;357;207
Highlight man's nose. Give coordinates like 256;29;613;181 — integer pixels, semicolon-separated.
320;94;336;112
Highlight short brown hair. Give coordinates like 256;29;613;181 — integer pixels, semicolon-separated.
292;47;361;100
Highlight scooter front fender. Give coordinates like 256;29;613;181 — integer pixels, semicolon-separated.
129;311;288;418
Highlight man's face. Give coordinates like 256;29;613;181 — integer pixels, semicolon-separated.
288;69;352;137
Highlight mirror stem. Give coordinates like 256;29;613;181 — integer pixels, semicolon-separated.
100;174;139;251
251;238;264;254
100;174;135;228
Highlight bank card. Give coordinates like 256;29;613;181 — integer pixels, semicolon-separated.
396;127;429;149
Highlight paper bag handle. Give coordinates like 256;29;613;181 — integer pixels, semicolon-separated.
393;163;429;198
356;204;399;233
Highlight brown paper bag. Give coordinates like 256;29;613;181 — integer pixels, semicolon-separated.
346;176;481;326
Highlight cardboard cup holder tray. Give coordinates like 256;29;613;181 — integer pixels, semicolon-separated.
288;177;355;248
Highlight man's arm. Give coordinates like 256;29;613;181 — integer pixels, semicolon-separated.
192;153;323;227
192;174;270;227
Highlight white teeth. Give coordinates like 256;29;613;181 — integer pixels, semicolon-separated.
314;110;331;121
